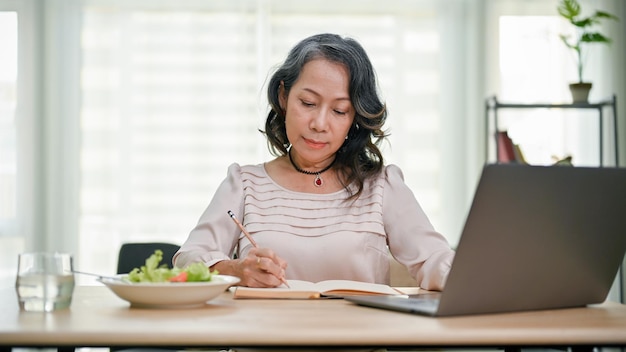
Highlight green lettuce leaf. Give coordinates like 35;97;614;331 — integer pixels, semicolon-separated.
126;249;216;283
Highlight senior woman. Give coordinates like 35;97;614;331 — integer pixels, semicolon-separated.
174;33;454;291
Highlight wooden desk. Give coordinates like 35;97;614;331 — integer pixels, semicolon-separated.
1;286;626;350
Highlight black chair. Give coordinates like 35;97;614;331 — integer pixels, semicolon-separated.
116;242;180;274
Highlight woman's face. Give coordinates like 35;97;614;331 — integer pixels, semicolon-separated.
279;58;355;167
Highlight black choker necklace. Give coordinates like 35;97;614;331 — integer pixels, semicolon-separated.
288;150;335;187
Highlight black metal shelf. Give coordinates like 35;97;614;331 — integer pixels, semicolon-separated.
485;95;618;166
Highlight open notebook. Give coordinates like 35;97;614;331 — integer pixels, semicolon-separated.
347;164;626;316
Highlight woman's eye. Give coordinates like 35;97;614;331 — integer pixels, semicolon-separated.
334;110;347;115
301;100;315;107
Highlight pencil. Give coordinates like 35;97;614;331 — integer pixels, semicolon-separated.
227;210;290;288
227;210;257;247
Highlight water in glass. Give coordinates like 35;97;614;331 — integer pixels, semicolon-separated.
15;253;75;312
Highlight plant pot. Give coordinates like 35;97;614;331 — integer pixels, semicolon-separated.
569;82;592;103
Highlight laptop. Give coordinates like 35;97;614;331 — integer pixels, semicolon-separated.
346;164;626;316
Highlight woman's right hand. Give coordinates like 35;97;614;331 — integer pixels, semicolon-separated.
212;247;288;288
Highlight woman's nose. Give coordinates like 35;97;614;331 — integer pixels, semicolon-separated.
310;109;330;131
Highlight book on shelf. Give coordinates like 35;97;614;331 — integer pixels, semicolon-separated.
497;130;517;163
232;279;402;299
497;130;526;164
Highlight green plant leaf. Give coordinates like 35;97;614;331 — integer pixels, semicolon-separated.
594;11;619;21
572;18;594;28
581;32;612;44
557;0;580;20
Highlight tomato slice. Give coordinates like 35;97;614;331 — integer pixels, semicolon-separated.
169;271;188;282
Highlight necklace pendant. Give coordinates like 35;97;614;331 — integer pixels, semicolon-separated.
314;174;323;187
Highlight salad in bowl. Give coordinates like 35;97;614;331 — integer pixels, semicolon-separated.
100;250;240;308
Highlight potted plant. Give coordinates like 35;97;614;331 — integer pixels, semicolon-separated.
557;0;619;103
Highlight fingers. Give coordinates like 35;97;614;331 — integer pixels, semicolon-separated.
250;247;287;270
242;248;288;288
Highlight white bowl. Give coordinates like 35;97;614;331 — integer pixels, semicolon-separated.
99;275;240;308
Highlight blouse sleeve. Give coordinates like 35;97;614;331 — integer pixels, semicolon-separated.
382;165;455;291
173;163;245;268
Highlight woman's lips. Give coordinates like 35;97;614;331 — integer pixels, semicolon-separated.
304;138;326;149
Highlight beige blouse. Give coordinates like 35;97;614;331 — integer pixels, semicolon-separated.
174;163;454;290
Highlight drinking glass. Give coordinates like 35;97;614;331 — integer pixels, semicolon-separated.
15;252;75;312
